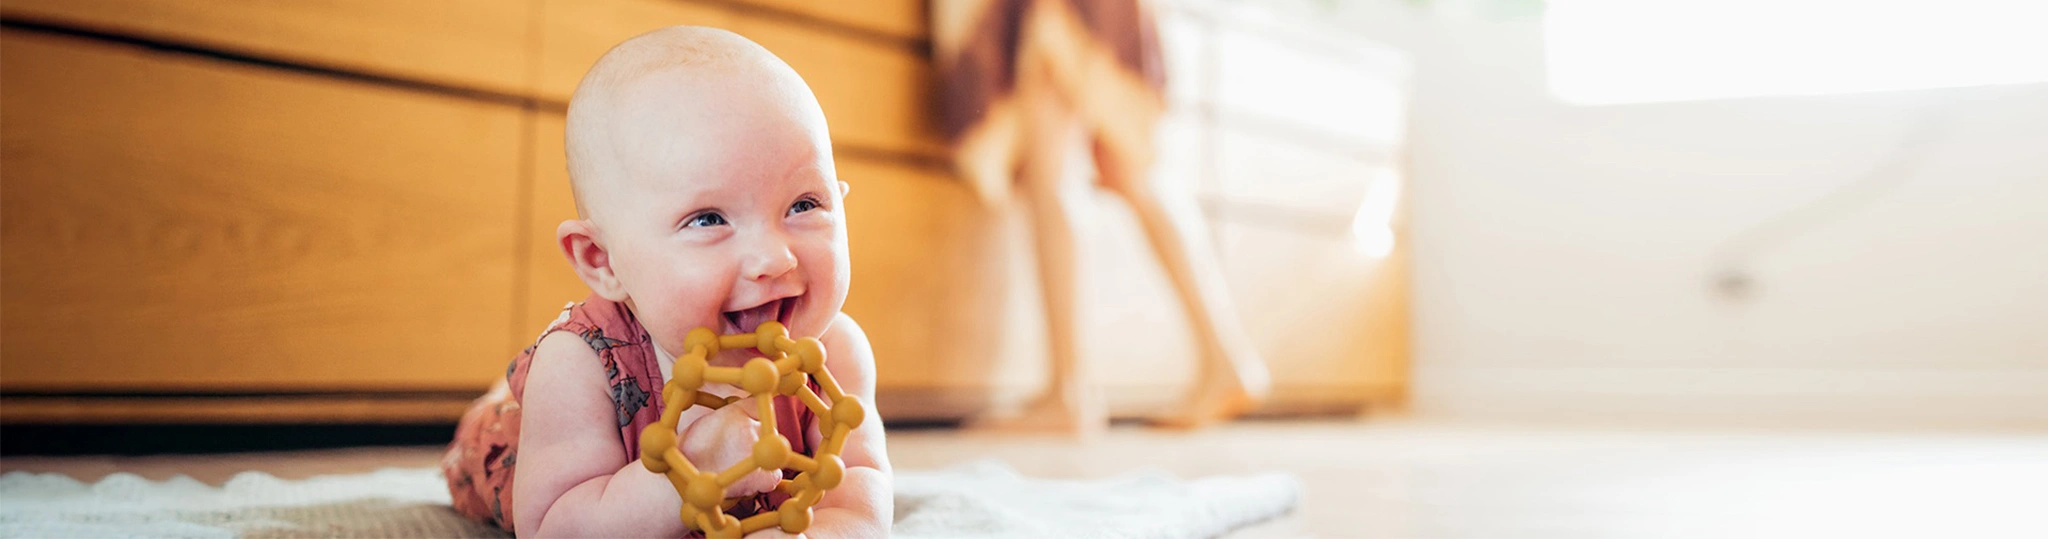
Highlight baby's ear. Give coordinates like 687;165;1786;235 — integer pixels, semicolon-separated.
557;219;628;302
837;180;851;198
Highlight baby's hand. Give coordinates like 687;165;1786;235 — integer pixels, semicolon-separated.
678;396;783;496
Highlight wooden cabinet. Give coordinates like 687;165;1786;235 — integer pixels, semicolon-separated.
0;29;524;391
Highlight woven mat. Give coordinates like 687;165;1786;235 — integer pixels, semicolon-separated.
0;460;1298;538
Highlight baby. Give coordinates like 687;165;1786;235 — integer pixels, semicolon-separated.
443;26;891;537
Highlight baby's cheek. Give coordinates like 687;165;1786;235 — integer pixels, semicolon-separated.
799;250;849;336
643;275;729;341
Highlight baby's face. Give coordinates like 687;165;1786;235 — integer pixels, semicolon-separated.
593;68;849;363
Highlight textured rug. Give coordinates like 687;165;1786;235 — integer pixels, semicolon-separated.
0;460;1299;538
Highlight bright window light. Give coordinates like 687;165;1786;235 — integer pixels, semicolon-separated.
1350;169;1403;259
1546;0;2048;105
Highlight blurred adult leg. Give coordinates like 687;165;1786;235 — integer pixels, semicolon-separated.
968;64;1106;438
1092;142;1270;427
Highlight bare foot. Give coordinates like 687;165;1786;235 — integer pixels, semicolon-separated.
1153;377;1256;429
1154;348;1269;429
966;394;1106;439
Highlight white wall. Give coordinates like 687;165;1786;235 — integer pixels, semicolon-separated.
1305;1;2048;427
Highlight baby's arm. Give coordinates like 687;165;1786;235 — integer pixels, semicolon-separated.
512;331;686;538
770;313;892;537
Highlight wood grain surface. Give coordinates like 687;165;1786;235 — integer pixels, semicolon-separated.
0;30;522;391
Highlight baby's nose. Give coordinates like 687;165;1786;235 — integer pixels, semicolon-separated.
741;239;798;281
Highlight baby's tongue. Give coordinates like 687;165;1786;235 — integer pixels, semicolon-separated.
731;299;781;333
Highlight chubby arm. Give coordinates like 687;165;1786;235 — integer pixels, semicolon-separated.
513;332;687;538
764;313;892;538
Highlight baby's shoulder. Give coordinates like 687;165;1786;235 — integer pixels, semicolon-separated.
523;329;610;393
821;312;871;354
819;312;877;386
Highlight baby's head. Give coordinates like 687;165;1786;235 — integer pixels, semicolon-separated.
558;26;849;361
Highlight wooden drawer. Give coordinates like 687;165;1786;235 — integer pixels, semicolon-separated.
734;0;927;40
536;0;943;158
0;29;523;392
0;0;533;97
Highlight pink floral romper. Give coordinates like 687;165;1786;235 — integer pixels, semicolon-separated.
442;294;818;532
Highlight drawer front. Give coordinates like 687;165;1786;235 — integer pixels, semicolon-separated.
1;30;523;391
537;0;943;158
0;0;531;96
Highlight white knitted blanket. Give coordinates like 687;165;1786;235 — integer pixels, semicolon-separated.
0;460;1299;538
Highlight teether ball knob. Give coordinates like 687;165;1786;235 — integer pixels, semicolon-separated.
741;357;780;394
639;426;674;472
777;372;804;395
778;501;813;532
753;321;785;354
684;327;720;354
833;397;865;430
673;358;705;392
753;434;791;469
811;454;845;489
793;338;826;372
685;473;723;508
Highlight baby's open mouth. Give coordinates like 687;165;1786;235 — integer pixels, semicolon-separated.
722;296;795;334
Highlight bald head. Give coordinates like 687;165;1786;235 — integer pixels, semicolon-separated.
564;26;829;222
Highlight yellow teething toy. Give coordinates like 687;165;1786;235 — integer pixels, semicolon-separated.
637;321;864;538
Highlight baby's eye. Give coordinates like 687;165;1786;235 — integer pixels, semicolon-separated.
682;212;728;228
788;198;821;216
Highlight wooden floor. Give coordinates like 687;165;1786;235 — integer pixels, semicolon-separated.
6;419;2045;538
